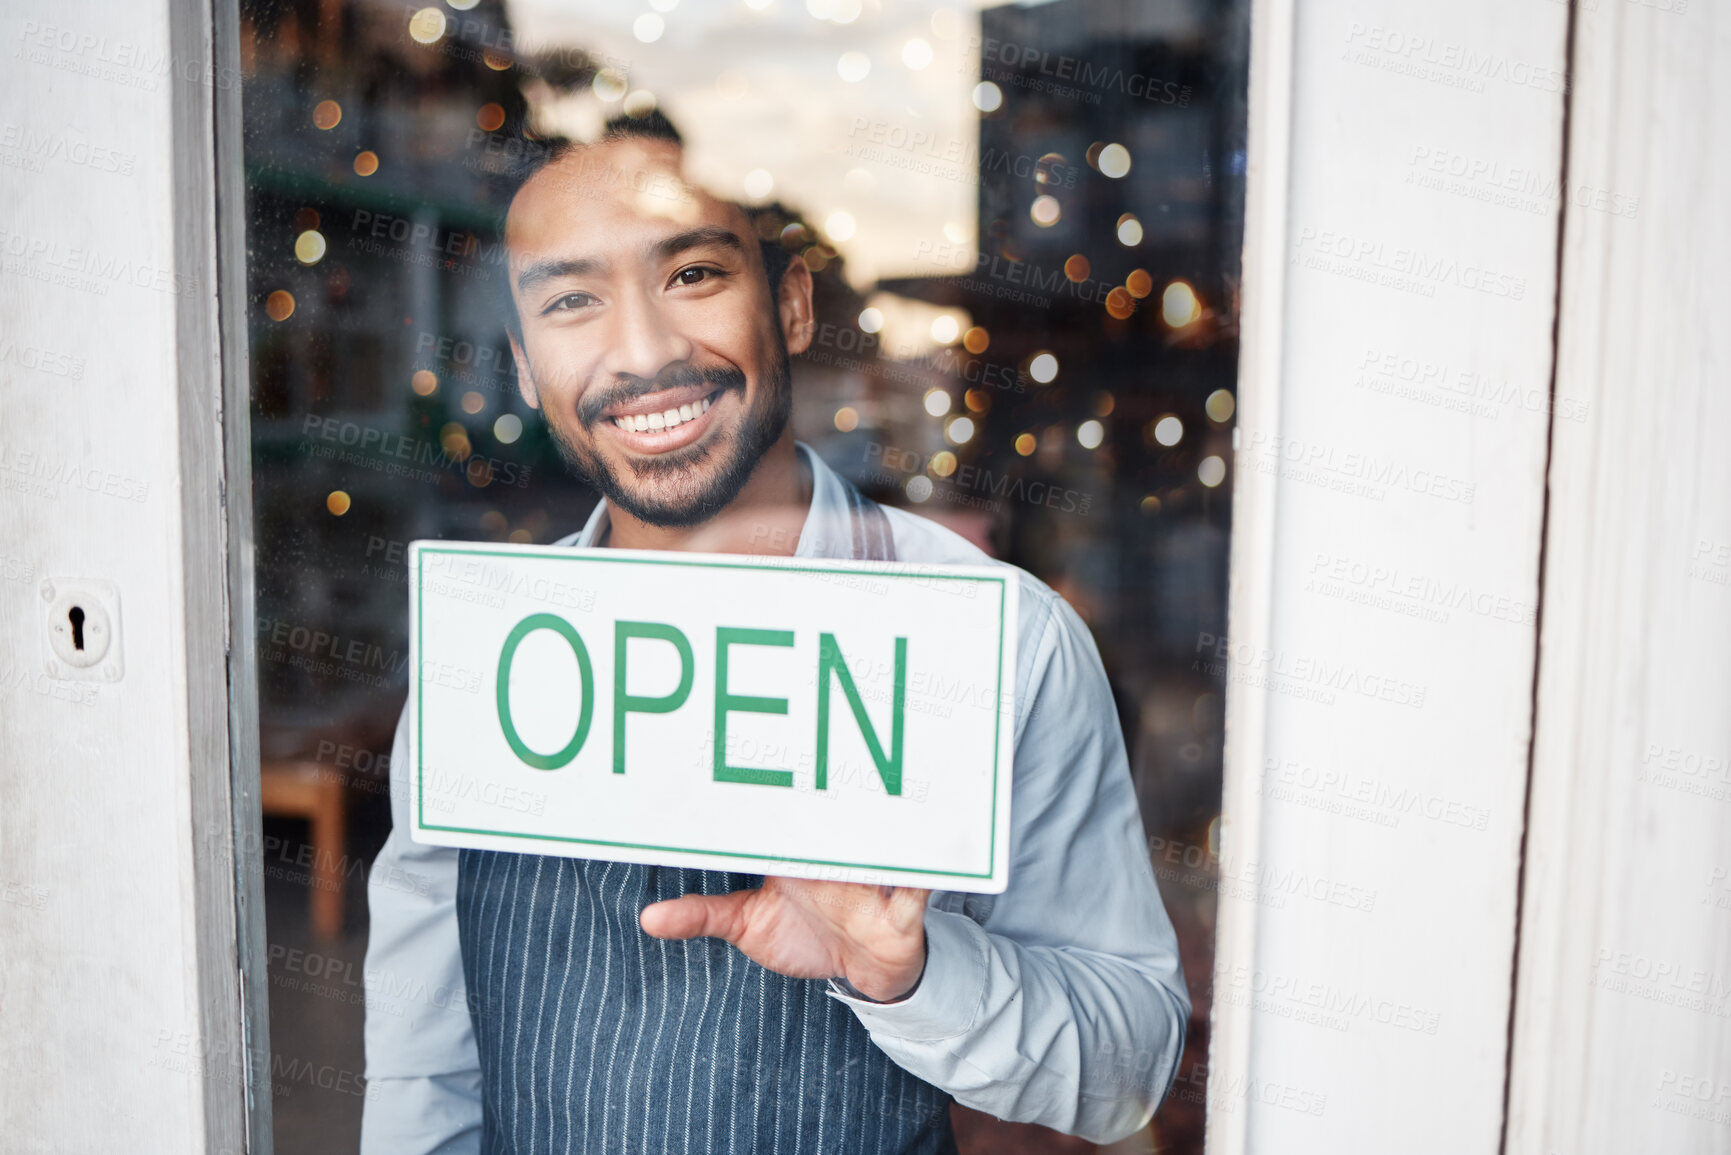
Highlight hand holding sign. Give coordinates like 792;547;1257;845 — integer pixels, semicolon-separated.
640;878;930;1002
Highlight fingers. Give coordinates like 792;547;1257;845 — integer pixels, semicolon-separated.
639;891;750;942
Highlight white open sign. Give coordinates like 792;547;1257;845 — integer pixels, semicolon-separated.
408;541;1018;893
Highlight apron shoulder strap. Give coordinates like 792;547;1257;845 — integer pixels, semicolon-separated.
840;475;897;563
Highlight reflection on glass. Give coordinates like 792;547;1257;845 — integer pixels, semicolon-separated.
238;0;1246;1151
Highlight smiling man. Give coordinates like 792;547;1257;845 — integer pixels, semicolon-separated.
361;118;1188;1155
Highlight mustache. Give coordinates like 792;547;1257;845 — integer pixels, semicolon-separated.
577;362;747;427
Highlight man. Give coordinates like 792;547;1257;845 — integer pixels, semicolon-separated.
362;118;1188;1155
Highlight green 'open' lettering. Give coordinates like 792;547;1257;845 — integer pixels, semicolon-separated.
714;627;795;787
815;633;906;795
496;613;593;770
612;621;694;774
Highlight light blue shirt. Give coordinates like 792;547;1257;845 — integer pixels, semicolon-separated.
361;445;1188;1150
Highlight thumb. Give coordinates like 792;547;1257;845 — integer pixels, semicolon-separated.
640;891;751;942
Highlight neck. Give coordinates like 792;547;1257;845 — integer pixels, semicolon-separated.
603;433;810;556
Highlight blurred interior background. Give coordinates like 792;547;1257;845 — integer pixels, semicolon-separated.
237;0;1247;1149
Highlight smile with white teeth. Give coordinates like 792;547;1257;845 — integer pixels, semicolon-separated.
613;394;713;433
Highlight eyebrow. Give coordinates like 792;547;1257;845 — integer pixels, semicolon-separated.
516;228;748;296
516;256;603;296
652;226;746;262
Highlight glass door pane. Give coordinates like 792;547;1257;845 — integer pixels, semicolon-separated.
235;2;1246;1149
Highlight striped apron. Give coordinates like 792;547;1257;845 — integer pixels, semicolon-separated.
457;485;956;1155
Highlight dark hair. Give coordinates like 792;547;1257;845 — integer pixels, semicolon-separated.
498;112;788;340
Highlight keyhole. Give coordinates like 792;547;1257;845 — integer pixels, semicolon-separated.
69;605;85;651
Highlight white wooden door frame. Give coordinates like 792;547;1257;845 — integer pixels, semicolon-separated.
1215;1;1731;1152
0;0;267;1149
1209;0;1569;1150
1505;0;1731;1150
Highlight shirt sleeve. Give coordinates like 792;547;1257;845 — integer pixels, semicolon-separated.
361;703;484;1155
827;589;1190;1144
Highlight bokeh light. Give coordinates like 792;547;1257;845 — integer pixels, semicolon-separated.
1077;420;1104;449
825;211;856;241
1206;389;1236;423
440;422;472;460
265;290;296;321
1162;279;1202;327
593;69;628;101
408;7;446;44
1097;143;1131;178
294;230;327;265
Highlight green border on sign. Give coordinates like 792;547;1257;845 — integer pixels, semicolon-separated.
415;546;1008;881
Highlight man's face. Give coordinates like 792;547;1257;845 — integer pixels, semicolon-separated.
505;139;812;527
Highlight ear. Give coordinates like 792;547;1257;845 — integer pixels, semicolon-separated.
776;256;816;357
507;332;542;411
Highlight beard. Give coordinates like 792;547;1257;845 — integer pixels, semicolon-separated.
543;341;793;529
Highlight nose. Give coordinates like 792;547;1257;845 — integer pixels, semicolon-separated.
598;285;695;383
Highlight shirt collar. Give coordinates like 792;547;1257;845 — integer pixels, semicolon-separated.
562;442;855;560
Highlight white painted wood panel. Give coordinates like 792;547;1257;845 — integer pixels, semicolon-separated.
1210;2;1567;1150
1505;2;1731;1152
0;0;255;1149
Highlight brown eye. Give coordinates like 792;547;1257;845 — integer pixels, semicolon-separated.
674;266;717;286
545;292;595;314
